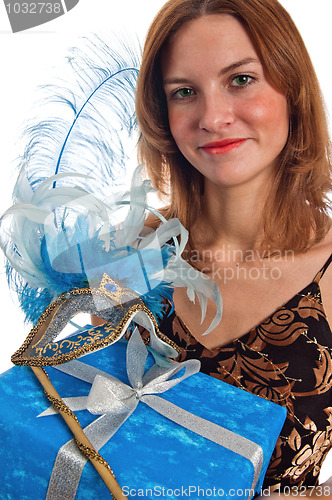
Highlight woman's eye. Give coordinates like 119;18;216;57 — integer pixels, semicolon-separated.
231;75;253;87
173;88;195;99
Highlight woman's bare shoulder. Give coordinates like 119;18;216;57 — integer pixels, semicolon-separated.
316;224;332;327
323;223;332;247
313;223;332;263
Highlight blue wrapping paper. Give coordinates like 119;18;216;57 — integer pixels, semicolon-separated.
0;339;286;499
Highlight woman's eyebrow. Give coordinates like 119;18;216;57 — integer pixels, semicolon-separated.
163;77;193;86
219;57;259;75
163;57;259;85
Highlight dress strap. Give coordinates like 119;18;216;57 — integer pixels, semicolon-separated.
313;253;332;283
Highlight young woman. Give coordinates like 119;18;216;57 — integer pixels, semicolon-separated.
135;0;332;496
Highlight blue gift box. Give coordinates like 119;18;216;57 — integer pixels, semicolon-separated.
0;333;286;500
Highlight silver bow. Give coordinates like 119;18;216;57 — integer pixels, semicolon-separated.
39;328;263;500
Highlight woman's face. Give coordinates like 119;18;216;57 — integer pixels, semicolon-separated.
161;14;289;190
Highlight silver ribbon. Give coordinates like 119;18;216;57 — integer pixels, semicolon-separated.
39;328;263;500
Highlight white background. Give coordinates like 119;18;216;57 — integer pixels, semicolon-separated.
0;0;331;483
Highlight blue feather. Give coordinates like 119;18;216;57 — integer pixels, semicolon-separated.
141;283;174;321
40;238;88;293
21;35;140;198
5;218;176;325
6;262;53;325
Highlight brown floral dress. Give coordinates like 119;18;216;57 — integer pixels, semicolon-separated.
157;254;332;492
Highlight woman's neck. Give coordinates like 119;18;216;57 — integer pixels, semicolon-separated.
192;178;271;255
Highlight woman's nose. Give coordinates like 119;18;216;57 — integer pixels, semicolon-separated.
199;92;235;131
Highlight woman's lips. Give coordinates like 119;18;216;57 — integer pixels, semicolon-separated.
200;139;247;155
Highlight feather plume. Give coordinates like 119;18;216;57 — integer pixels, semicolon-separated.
0;36;223;334
21;34;140;196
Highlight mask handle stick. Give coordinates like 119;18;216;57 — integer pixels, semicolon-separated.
31;365;127;500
